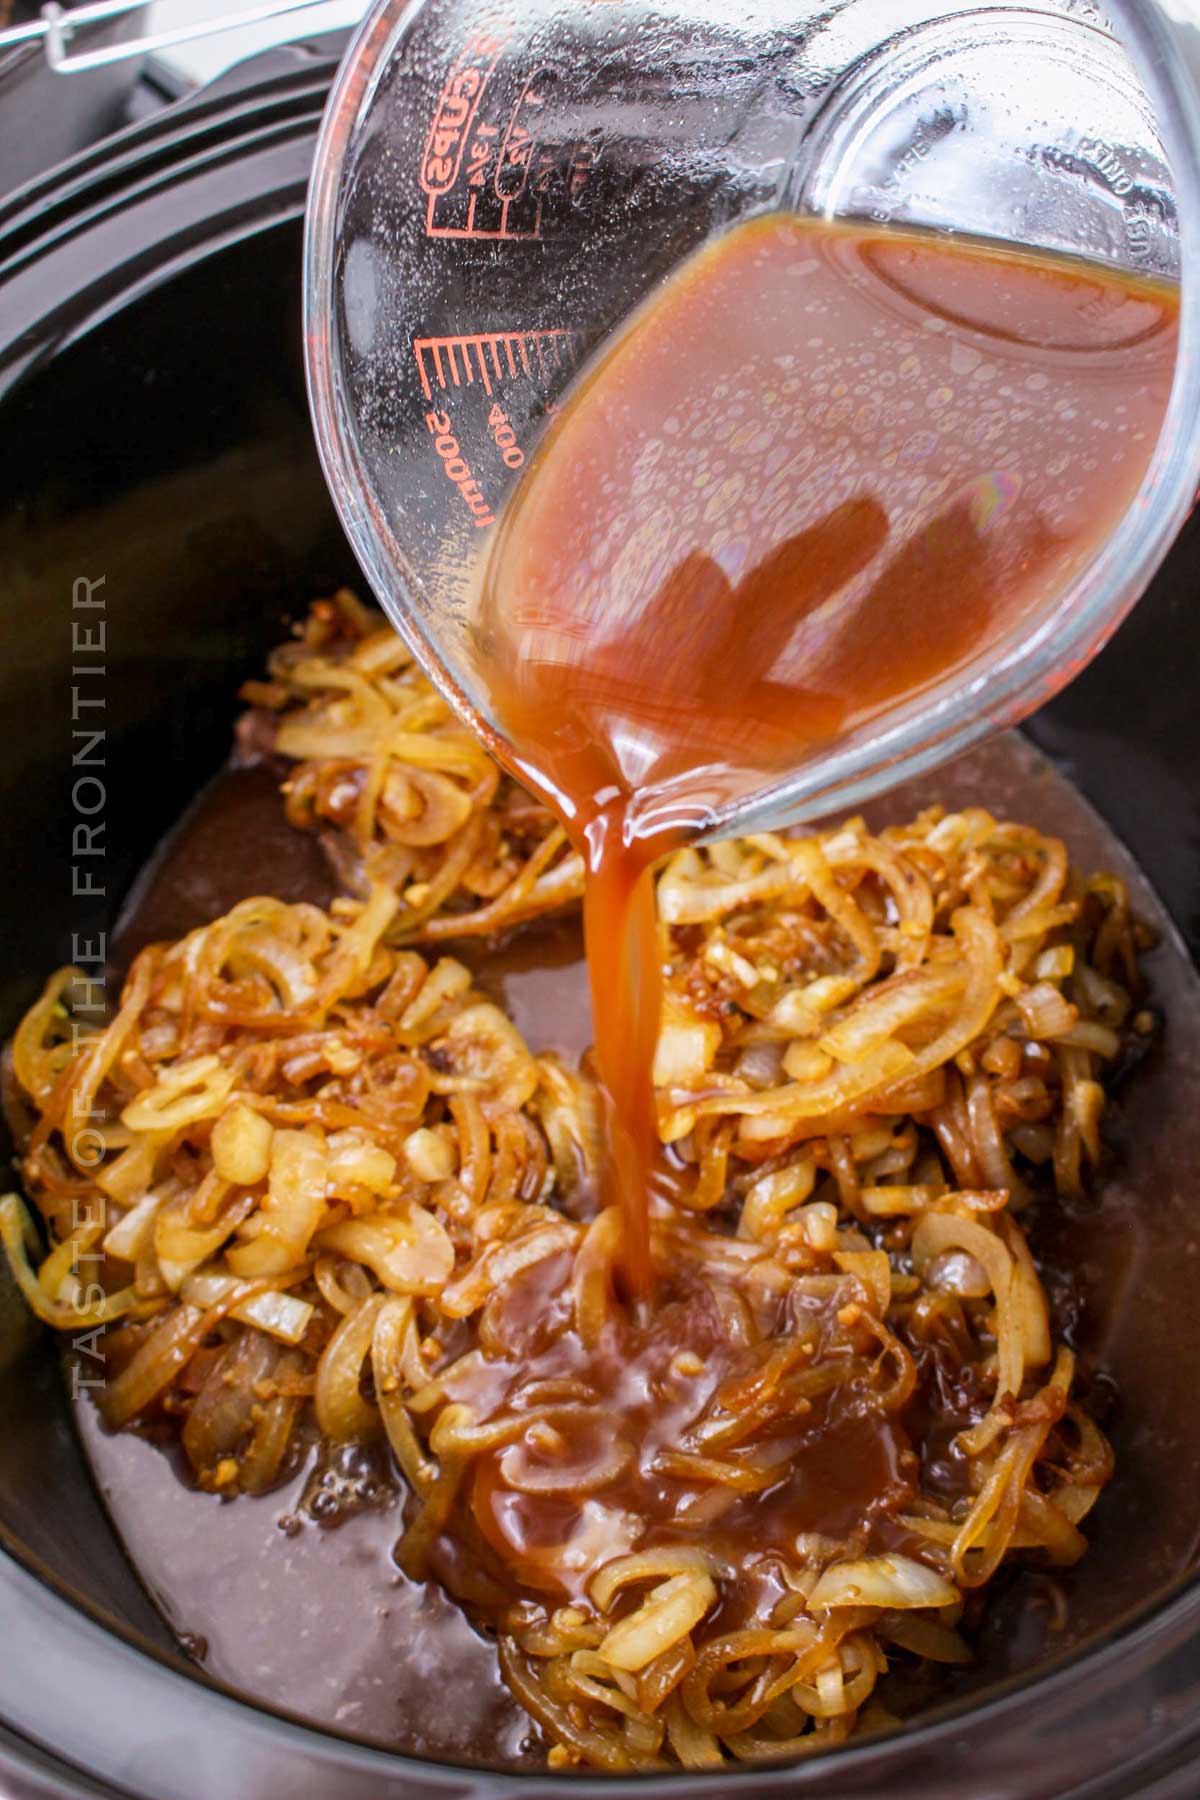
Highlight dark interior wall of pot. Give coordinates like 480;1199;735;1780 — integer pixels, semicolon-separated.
0;17;143;203
0;221;354;1029
1;198;1198;1700
0;218;355;1648
1024;498;1200;960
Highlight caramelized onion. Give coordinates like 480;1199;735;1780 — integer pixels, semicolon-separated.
1;597;1136;1773
598;1572;718;1673
500;1410;633;1496
314;1293;385;1441
181;1327;278;1481
808;1555;958;1611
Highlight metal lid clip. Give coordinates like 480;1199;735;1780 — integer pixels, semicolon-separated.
0;0;335;73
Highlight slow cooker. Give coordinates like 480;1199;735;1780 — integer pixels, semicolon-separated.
2;35;1200;1800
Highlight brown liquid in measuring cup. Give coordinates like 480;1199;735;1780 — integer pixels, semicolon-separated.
478;212;1178;1293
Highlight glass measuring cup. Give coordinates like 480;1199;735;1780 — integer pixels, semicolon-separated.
304;0;1200;840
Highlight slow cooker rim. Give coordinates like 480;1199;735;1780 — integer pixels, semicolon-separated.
2;51;1200;1799
0;36;350;401
4;1521;1200;1798
0;29;345;247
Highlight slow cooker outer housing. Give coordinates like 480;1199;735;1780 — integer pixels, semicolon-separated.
2;45;1200;1800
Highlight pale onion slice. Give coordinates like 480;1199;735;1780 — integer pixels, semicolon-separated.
431;1002;539;1109
738;1162;817;1241
808;1554;958;1611
926;1249;991;1299
877;1612;973;1664
102;1188;163;1262
121;1055;235;1133
768;976;861;1039
653;999;722;1088
819;968;965;1065
372;1295;436;1493
211;1102;273;1187
180;1271;313;1346
912;1211;1023;1408
379;766;473;848
797;1200;839;1252
399;956;472;1032
314;1292;385;1440
664;1694;724;1770
227;1128;329;1278
1014;981;1077;1039
155;1194;251;1294
403;1126;456;1183
999;1213;1051;1370
591;1548;726;1613
1033;945;1075;981
782;1040;834;1083
690;1037;914;1122
598;1571;717;1672
95;1131;169;1204
0;1194;136;1330
1052;1482;1102;1525
326;1130;396;1198
657;851;791;925
833;1249;892;1314
318;1205;454;1296
703;940;759;989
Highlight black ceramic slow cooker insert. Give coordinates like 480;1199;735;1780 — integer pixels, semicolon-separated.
2;45;1200;1800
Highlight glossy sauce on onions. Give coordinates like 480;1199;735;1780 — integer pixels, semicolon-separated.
81;734;1200;1765
66;215;1190;1768
478;213;1178;1293
437;1245;918;1608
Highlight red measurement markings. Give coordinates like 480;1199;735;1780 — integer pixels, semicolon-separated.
487;402;525;469
495;68;552;199
425;407;495;529
421;48;584;239
464;122;498;189
413;329;583;400
425;184;541;242
419;33;505;211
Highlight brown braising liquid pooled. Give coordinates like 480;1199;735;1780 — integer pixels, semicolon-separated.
477;212;1177;1295
43;218;1183;1770
74;732;1200;1762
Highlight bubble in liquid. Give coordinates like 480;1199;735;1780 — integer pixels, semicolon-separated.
901;430;937;464
635;439;664;477
702;472;746;523
969;469;1023;533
